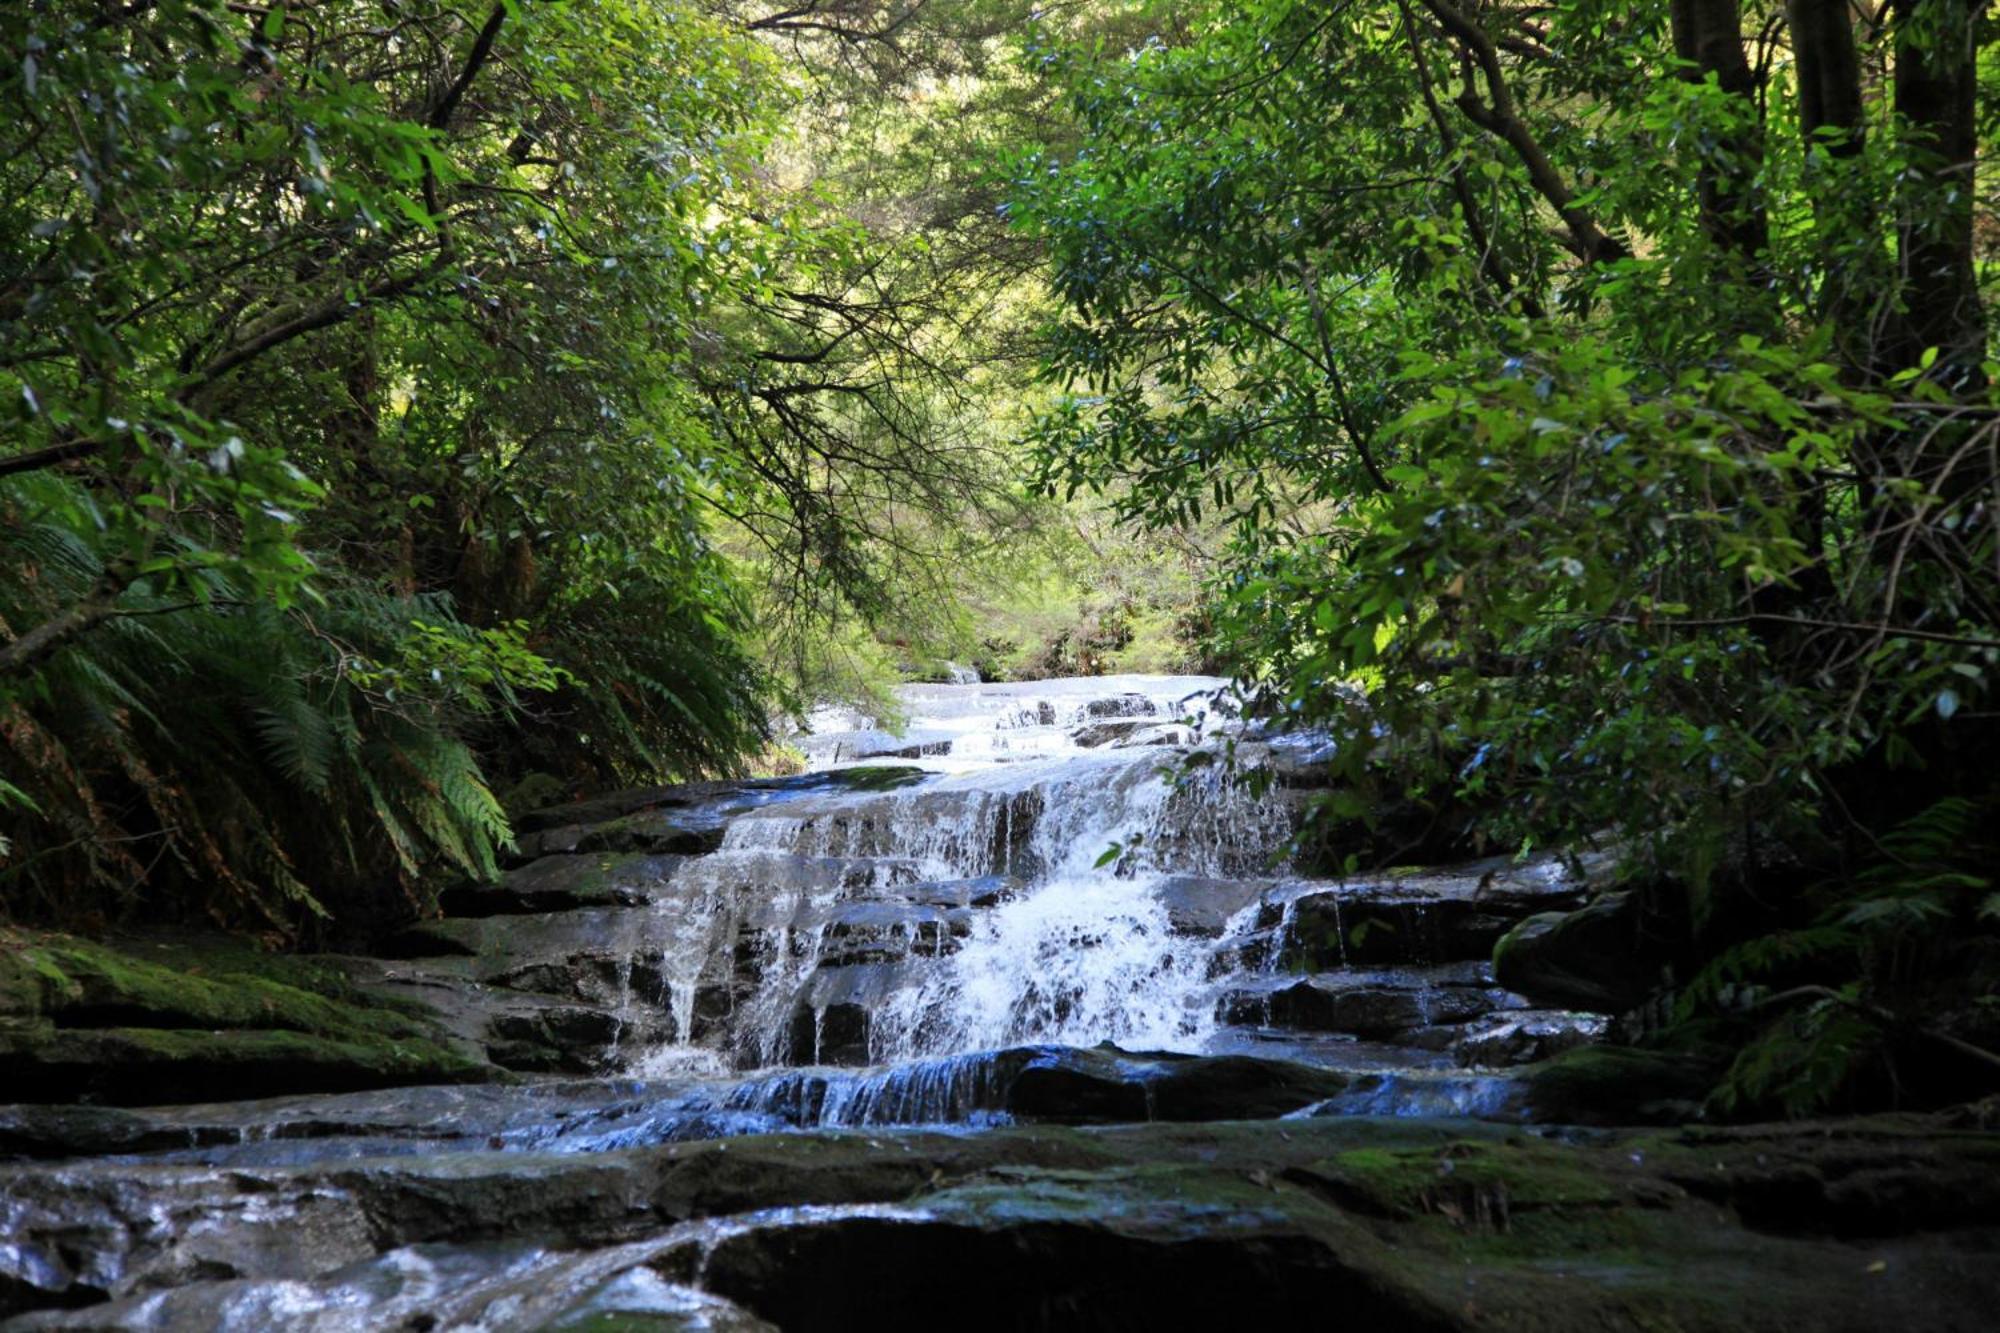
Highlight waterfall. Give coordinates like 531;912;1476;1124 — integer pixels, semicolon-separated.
609;672;1596;1103
622;675;1301;1072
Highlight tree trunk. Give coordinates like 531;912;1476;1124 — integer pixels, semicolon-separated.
1785;0;1876;374
1669;0;1770;265
1891;0;1988;383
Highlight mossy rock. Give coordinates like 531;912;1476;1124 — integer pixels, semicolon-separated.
822;764;927;793
1521;1043;1717;1125
1294;1138;1624;1224
1492;892;1658;1013
3;1025;488;1104
0;932;493;1104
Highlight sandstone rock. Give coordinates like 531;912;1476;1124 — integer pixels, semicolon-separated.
1073;693;1159;722
440;852;686;916
0;936;490;1106
1493;892;1656;1013
1068;718;1156;748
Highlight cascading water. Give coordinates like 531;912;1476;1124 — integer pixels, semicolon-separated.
627;677;1292;1075
601;672;1604;1126
0;675;1644;1333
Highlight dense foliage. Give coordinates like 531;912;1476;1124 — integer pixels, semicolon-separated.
8;0;1993;1114
1013;0;1999;1111
0;0;1038;933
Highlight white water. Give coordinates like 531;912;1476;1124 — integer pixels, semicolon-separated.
629;674;1294;1073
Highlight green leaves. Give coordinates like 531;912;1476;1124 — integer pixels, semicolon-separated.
1013;0;2000;1116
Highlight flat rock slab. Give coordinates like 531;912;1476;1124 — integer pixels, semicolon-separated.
439;852;687;916
2;1114;1996;1330
512;767;932;838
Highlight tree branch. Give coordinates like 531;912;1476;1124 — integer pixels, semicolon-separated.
1419;0;1628;266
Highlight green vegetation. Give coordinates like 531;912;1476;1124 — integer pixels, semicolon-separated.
1009;0;2000;1111
0;1;1073;932
4;1;1997;1116
0;929;485;1098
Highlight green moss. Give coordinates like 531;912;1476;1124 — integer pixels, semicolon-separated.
824;765;926;792
1310;1139;1622;1222
3;937;436;1042
1523;1043;1718;1124
3;1024;488;1101
0;932;494;1101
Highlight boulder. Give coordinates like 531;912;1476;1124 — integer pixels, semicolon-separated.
1452;1009;1609;1068
1220;972;1517;1040
1073;693;1159;722
1493;892;1656;1013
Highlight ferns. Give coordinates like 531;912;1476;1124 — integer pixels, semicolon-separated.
1676;795;2000;1117
0;494;545;933
1;471;771;935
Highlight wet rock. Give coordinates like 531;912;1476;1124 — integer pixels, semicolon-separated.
997;700;1058;729
1293;1069;1533;1119
729;788;1044;880
573;809;731;856
894;875;1022;910
787;1002;873;1066
379;910;657;996
507;768;931;864
6;1246;777;1333
1108;723;1197;748
1452;1010;1609;1068
1493;892;1656;1013
1274;855;1599;970
439;852;685;916
341;957;661;1075
1238;731;1342;786
6;1108;1999;1330
512;767;929;836
1073;693;1159;722
1219;972;1518;1040
816;902;956;968
0;1105;233;1162
1279;895;1519;968
1003;1047;1354;1123
1155;876;1271;937
1068;718;1156;748
0;936;490;1106
798;727;955;765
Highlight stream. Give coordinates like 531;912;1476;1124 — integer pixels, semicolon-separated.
19;675;1924;1332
